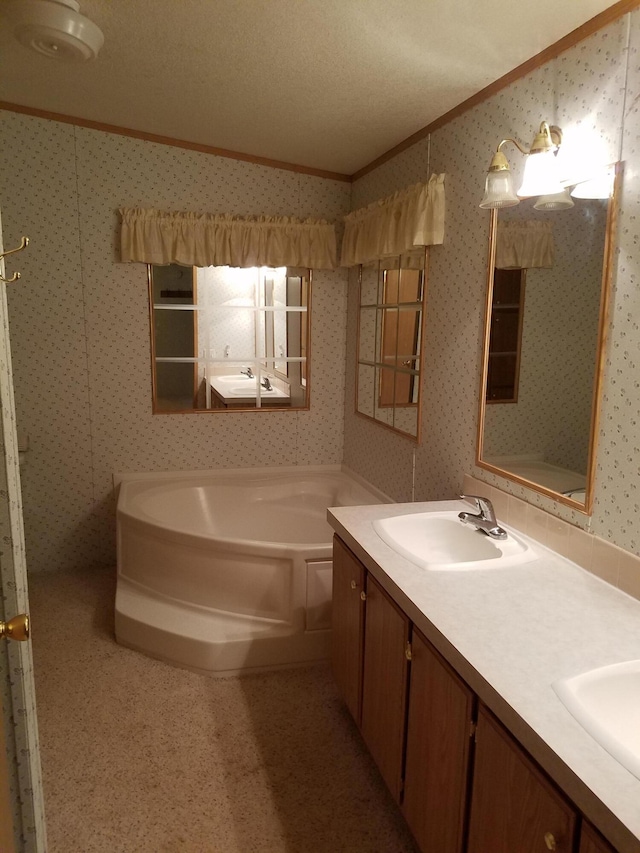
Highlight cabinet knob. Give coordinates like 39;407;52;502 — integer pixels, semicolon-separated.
350;580;357;590
544;832;557;851
360;591;367;601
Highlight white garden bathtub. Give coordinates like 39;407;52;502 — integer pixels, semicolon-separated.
115;466;388;675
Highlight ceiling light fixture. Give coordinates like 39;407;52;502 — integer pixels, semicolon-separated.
4;0;104;61
480;121;563;210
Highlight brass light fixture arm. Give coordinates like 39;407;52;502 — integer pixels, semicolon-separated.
488;138;528;173
488;122;562;173
0;236;29;283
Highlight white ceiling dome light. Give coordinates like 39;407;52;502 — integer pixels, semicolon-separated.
5;0;104;61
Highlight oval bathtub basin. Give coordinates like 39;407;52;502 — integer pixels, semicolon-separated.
115;467;388;675
373;510;535;571
133;479;340;544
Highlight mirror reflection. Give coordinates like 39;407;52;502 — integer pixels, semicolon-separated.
477;173;618;512
356;250;426;440
149;264;310;412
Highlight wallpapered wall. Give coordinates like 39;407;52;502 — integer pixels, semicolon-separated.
1;11;640;573
344;11;640;558
0;116;351;572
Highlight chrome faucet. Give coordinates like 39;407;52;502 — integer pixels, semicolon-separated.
241;367;254;379
261;377;273;391
458;495;507;540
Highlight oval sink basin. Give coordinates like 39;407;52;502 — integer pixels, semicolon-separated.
216;374;252;383
372;510;536;571
553;660;640;780
230;386;276;395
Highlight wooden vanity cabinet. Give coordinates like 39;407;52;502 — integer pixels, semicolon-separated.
331;536;623;853
581;823;617;853
467;707;577;853
402;630;475;853
331;538;475;853
360;574;409;801
331;536;366;723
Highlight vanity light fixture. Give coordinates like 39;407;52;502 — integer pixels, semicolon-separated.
479;146;520;209
480;121;564;209
571;166;615;200
534;188;574;211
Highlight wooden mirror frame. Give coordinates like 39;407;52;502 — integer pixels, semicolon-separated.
476;163;621;515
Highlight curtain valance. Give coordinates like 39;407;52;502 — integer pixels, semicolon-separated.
495;220;554;270
340;174;445;267
119;208;338;270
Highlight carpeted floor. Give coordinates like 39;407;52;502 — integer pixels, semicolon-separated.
29;567;418;852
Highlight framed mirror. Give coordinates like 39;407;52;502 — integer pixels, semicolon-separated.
355;249;427;440
476;165;620;514
149;264;311;413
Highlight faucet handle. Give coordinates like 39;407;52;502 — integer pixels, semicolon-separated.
459;494;496;521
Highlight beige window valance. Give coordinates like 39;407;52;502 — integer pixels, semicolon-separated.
119;208;337;270
340;174;445;267
495;220;554;269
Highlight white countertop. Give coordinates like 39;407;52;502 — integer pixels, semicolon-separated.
328;499;640;853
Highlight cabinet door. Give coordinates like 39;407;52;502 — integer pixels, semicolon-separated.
468;707;577;853
331;536;366;724
402;630;475;853
580;822;617;853
360;574;410;802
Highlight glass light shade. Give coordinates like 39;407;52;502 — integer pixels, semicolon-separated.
534;189;574;211
517;150;564;198
479;170;519;209
571;170;614;199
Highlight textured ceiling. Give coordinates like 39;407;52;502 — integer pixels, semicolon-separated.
0;0;623;175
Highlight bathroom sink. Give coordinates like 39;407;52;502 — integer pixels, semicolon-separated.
372;510;535;571
553;660;640;781
230;385;277;395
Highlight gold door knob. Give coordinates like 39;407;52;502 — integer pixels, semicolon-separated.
544;832;557;851
350;580;357;590
360;591;367;601
0;613;29;642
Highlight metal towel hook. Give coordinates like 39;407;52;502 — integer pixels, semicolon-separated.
0;236;29;282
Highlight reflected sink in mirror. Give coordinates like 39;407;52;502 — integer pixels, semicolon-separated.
372;511;536;571
229;386;285;397
553;660;640;781
209;375;290;400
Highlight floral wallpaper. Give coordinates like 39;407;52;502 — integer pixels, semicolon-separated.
0;10;640;845
345;12;640;556
0;115;351;573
